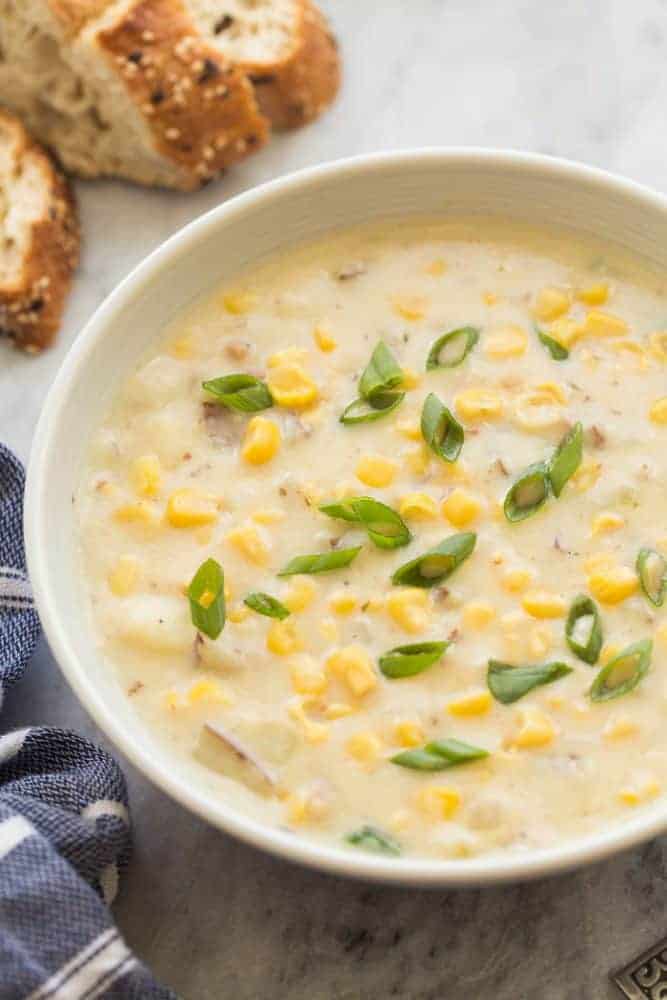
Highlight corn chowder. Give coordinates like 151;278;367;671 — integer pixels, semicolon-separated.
78;219;667;861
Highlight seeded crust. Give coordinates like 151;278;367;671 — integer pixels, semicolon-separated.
0;110;79;353
224;0;341;130
93;0;270;188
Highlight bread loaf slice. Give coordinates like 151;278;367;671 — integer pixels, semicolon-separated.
0;109;79;352
187;0;340;128
0;0;270;190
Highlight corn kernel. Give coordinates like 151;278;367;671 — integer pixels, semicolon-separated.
502;568;534;594
169;336;194;359
228;604;249;624
649;397;667;424
529;624;554;658
462;601;496;628
393;295;426;321
288;698;329;744
619;779;660;807
286;794;308;824
591;511;625;536
441;488;481;528
130;455;161;497
107;555;140;597
399;492;438;520
656;623;667;646
587;566;638;605
533;286;570;322
611;340;647;370
222;291;254;315
400;367;422;390
324;702;355;720
577;283;609;306
243;417;280;467
187;678;231;706
571;459;601;492
313;326;337;352
167;488;218;528
649;331;667;362
319;617;339;642
455;388;503;422
603;715;639;741
346;732;382;763
600;643;621;665
394;720;424;748
548;317;584;349
447;690;492;717
284;577;316;613
513;384;567;432
403;444;431;476
267;347;308;368
163;691;183;710
394;418;422;441
114;501;160;527
356;454;397;487
510;707;557;749
483;291;499;305
227;523;270;565
425;258;446;276
290;655;328;695
386;588;430;634
416;786;462;821
267;620;302;656
484;324;528;359
522;590;567;619
251;507;285;525
584;310;628;338
329;590;359;615
326;645;377;697
267;362;318;409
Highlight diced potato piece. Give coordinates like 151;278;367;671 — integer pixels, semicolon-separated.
284;577;316;613
587;566;638;605
576;283;608;306
227;523;270;565
484;324;528;359
290;655;328;695
416;786;462;820
399;492;438;520
441;488;481;528
522;590;567;619
267;620;302;656
346;732;382;763
394;720;424;747
130;455;161;497
107;555;140;597
455;388;503;422
313;326;337;352
114;598;193;655
167;488;219;528
533;286;570;322
447;690;492;717
356;454;397;487
329;590;359;615
326;645;377;697
584;310;628;338
386;588;430;634
649;397;667;424
590;511;624;536
509;707;557;749
242;416;281;465
462;601;496;628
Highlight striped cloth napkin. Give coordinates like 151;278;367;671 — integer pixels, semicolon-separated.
0;444;175;1000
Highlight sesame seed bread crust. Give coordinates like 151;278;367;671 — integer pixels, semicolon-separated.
242;0;340;130
0;110;79;352
94;0;270;189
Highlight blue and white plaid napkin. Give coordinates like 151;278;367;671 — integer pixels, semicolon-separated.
0;444;175;1000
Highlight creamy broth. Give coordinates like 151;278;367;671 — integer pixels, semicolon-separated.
77;218;667;861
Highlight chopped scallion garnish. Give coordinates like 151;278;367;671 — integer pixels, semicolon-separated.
243;592;290;620
277;547;362;576
637;547;667;607
420;392;464;463
548;422;583;497
339;392;405;424
589;639;652;702
391;533;476;588
487;659;572;704
379;641;450;679
340;342;405;423
345;825;401;856
503;462;550;522
391;738;488;771
202;374;273;412
319;496;411;549
565;594;602;664
426;327;479;370
536;327;569;361
187;558;225;639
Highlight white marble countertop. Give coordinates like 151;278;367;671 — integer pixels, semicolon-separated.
3;1;667;996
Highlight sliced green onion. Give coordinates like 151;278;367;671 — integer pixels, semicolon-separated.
637;547;667;607
379;641;450;679
420;392;464;463
391;738;488;771
319;496;411;549
345;825;401;856
503;462;550;522
358;341;404;402
536;327;569;361
426;327;479;370
243;592;290;620
589;639;652;702
202;374;273;412
548;422;583;497
187;558;225;639
565;594;602;664
278;546;362;576
487;659;572;704
391;533;476;588
339;392;405;425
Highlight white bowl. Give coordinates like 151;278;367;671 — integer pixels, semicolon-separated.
25;149;667;886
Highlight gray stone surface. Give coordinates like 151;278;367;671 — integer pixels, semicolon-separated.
3;1;667;996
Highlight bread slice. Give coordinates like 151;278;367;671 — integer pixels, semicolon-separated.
0;0;271;190
0;109;79;352
187;0;340;128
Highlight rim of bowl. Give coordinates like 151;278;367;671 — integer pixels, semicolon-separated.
25;148;667;887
